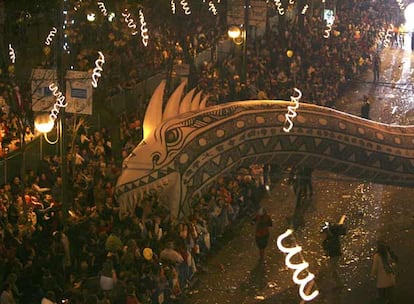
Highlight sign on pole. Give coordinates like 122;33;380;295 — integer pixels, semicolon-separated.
31;68;57;112
65;70;93;115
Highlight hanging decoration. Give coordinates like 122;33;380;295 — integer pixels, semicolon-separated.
180;0;192;15
8;44;16;64
171;0;176;14
283;88;302;133
49;83;68;121
396;0;405;10
274;0;285;15
208;1;218;15
45;27;58;46
139;9;149;47
91;51;105;88
301;4;309;15
122;9;138;35
323;23;332;38
277;229;319;302
97;1;108;16
289;0;295;5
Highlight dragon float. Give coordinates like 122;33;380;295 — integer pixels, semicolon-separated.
115;80;414;219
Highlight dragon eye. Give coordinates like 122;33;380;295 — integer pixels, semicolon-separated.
165;128;181;145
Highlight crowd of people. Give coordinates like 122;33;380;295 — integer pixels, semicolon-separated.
0;0;406;303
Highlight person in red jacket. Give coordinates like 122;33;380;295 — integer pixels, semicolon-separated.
254;207;273;261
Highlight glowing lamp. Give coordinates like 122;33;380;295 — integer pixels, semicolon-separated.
87;13;96;22
286;50;294;58
228;25;242;39
35;114;55;134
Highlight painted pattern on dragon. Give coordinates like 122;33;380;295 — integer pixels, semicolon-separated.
115;80;414;219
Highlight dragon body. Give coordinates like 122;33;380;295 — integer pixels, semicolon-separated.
115;80;414;219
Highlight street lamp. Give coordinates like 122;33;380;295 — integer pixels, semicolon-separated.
228;0;250;84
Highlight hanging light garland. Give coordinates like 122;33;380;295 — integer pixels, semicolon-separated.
171;0;176;14
289;0;295;5
97;1;108;16
396;0;405;10
276;229;319;302
8;44;16;64
301;4;309;15
138;9;149;47
49;83;67;121
208;1;218;15
283;88;302;133
91;51;105;88
180;0;192;15
45;27;58;46
122;9;138;35
274;0;285;15
323;23;332;38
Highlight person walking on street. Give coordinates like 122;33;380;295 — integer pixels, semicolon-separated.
361;95;371;119
254;207;273;261
373;53;381;83
370;241;398;304
321;222;346;288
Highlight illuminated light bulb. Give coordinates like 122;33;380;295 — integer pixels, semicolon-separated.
274;0;285;15
8;44;16;64
91;51;105;88
45;27;57;45
171;0;176;14
122;9;138;35
138;9;149;47
180;0;192;15
276;229;319;302
301;4;309;15
97;1;108;16
87;13;96;22
208;1;218;15
283;88;302;133
48;83;67;121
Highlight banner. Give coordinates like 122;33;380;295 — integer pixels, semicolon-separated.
65;70;93;115
227;0;267;28
31;69;57;112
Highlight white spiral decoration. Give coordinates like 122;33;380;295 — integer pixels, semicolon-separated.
301;4;309;15
8;44;16;64
277;229;319;302
97;1;108;16
171;0;176;14
274;0;285;15
382;24;394;48
283;88;302;133
91;51;105;88
396;0;405;10
122;9;138;35
208;1;218;15
45;27;57;46
323;23;332;38
289;0;295;4
139;9;149;47
49;83;67;121
180;0;192;15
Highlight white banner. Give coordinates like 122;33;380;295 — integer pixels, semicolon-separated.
65;70;93;115
31;69;58;112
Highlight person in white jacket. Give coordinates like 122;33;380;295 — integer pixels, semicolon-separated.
370;241;398;304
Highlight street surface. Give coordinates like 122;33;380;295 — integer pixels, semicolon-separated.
183;45;414;304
